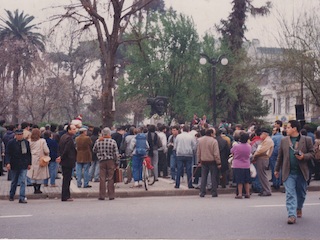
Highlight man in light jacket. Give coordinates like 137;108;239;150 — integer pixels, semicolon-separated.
197;128;221;197
174;125;196;189
253;128;274;197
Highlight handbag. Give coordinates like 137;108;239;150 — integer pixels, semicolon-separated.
39;156;50;167
250;163;257;178
114;168;123;183
39;140;50;167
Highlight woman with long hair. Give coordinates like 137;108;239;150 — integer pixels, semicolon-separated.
27;128;50;194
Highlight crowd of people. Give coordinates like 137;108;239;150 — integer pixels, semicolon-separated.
1;115;320;224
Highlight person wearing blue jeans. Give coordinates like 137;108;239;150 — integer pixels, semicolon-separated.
270;127;283;189
176;156;193;188
44;161;58;186
275;120;314;224
43;131;59;186
131;154;143;183
10;169;28;202
129;132;149;187
170;150;177;181
167;126;179;182
76;162;91;187
5;129;32;203
174;125;196;189
89;159;100;182
75;128;93;188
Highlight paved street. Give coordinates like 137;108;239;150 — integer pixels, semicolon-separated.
1;169;320;200
1;192;320;239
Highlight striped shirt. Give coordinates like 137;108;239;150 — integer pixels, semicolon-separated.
93;138;119;162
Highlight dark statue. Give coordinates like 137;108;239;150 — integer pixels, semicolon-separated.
147;96;168;116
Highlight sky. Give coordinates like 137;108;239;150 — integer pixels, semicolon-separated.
1;0;320;47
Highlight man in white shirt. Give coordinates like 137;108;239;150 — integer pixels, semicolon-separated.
174;125;197;189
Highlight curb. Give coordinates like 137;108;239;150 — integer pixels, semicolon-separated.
1;184;319;201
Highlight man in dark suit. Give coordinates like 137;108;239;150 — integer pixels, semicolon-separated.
275;120;314;224
58;124;77;202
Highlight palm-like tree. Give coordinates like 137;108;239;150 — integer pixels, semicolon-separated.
0;9;45;124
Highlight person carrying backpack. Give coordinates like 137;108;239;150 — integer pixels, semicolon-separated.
129;128;149;187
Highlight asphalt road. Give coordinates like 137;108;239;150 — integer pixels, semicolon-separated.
1;192;320;240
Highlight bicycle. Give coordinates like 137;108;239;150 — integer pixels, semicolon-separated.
121;157;132;184
142;156;155;190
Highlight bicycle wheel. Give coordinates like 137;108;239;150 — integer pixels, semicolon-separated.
143;164;149;191
148;168;155;186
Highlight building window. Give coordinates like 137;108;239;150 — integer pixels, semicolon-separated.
285;96;290;114
273;98;276;114
277;97;281;114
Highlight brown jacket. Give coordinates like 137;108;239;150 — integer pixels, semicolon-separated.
275;135;314;182
75;134;92;163
197;136;221;165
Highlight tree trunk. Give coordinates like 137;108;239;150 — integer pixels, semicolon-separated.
102;54;115;127
12;70;20;124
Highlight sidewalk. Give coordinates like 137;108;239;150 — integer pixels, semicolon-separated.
0;171;319;200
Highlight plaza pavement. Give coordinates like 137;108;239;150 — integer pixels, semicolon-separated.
0;170;319;200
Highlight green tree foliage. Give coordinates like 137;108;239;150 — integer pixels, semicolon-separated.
0;9;45;124
215;0;271;124
217;0;271;53
118;9;201;123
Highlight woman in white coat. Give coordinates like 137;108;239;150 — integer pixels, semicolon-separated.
27;128;50;194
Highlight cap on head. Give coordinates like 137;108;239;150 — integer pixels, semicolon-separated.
79;127;87;133
15;129;23;135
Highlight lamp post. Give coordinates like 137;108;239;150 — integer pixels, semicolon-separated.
200;54;228;126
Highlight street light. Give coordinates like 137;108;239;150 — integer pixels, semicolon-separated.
199;53;228;126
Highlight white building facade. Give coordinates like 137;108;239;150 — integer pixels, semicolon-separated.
246;39;319;124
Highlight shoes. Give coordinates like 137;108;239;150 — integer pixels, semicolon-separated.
212;194;218;198
9;197;14;201
287;216;296;224
199;193;205;198
109;198;115;200
44;184;48;187
61;198;74;202
19;199;27;204
258;192;272;197
245;195;250;199
188;186;195;189
98;197;105;200
27;184;33;187
34;190;42;194
174;186;179;189
77;185;81;188
155;179;159;181
50;184;57;187
235;196;242;199
84;185;92;188
297;209;302;218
